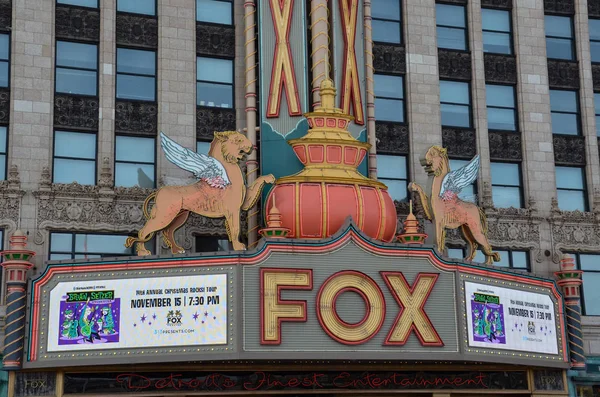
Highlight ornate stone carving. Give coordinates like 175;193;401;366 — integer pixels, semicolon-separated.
115;100;157;135
547;59;579;89
590;0;600;18
0;0;10;32
0;87;9;125
98;157;113;190
197;106;236;140
553;134;585;165
442;127;476;159
116;13;158;48
373;44;406;75
54;94;99;131
481;0;512;9
0;164;24;236
375;122;409;154
544;0;575;14
55;4;100;42
438;49;472;81
484;54;517;84
592;64;600;92
488;131;522;161
196;23;235;58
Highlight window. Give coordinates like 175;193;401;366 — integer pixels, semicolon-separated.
374;74;404;123
117;0;155;15
116;48;156;101
197;0;232;25
440;80;471;128
372;0;402;44
377;154;408;202
0;126;6;181
49;232;155;260
556;166;587;212
53;131;96;184
197;141;210;155
195;236;232;253
571;254;600;315
436;3;467;50
115;135;155;188
447;247;529;270
486;84;517;131
482;9;512;54
545;15;575;60
197;57;233;108
57;0;98;7
596;93;600;136
0;34;8;88
449;159;476;201
56;41;97;96
591;19;600;62
550;89;580;135
491;162;522;208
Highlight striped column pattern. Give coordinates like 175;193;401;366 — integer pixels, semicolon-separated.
554;254;586;370
1;230;35;371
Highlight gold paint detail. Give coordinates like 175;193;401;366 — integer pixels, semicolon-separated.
339;0;364;124
295;182;301;237
356;184;364;229
376;187;386;240
321;182;327;237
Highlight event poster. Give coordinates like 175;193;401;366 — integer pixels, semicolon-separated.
464;281;558;355
47;274;227;352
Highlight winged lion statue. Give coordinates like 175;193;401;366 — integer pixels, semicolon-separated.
125;131;275;255
409;146;500;265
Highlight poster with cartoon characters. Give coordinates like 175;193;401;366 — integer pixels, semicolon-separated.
47;274;227;352
465;281;559;355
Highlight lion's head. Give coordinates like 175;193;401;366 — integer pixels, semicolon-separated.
422;145;449;176
211;131;253;164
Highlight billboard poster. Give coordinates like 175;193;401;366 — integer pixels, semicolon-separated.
47;274;227;352
464;282;558;355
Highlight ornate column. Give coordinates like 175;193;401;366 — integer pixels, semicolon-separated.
363;0;377;179
309;0;330;108
554;254;586;369
1;231;35;370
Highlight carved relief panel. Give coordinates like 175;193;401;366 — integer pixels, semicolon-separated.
55;4;100;42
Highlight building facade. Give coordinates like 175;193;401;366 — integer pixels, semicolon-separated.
0;0;598;395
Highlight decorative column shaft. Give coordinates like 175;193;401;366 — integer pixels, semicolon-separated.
1;231;35;370
554;254;586;370
363;0;377;179
245;0;259;247
309;0;330;108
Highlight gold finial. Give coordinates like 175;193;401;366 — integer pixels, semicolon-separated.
396;200;427;245
259;195;291;239
319;78;336;111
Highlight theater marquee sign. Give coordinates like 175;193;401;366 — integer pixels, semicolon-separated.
24;222;568;369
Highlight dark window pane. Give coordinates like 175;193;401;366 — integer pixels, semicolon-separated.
116;136;154;162
196;236;232;252
53;158;96;184
0;34;9;60
382;179;408;201
437;27;467;50
197;57;232;83
56;68;97;96
441;104;470;127
488;108;516;130
55;131;96;159
546;37;573;60
51;233;73;252
550;90;578;112
486;84;515;107
491;162;520;186
483;32;511;54
117;0;155;15
196;0;232;24
374;74;403;99
580;254;600;271
596;115;600;136
50;253;72;261
494;250;511;267
591;41;600;62
447;248;463;258
58;0;98;7
582;272;600;315
440;80;470;104
0;154;5;180
115;163;155;188
595;93;600;115
372;0;400;20
482;9;510;32
557;190;586;211
492;186;521;208
75;234;130;254
116;75;156;101
551;113;579;135
436;4;465;27
117;48;156;75
511;251;528;269
545;15;573;38
0;61;7;87
196;82;233;108
590;19;600;41
377;155;407;179
373;20;401;44
0;126;6;152
375;98;404;122
556;166;584;189
57;41;97;70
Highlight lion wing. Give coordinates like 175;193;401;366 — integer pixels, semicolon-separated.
160;131;231;189
439;154;480;198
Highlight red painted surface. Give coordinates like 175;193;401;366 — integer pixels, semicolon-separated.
344;147;358;165
299;183;323;237
326;145;342;164
308;145;324;163
293;146;307;164
326;184;359;236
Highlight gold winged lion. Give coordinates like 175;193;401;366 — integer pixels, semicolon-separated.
125;131;275;255
409;146;500;265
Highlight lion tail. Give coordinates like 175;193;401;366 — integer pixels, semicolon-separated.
142;191;157;219
124;192;158;248
478;206;488;236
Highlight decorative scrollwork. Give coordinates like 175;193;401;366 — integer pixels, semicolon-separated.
54;94;99;131
196;106;236;140
0;0;10;32
115;100;158;135
0;164;23;236
375;122;409;154
484;54;517;84
196;23;235;58
481;0;512;9
544;0;575;14
438;49;472;81
442;127;476;159
547;59;579;89
116;13;158;48
488;131;522;161
592;64;600;91
553;134;586;166
0;87;9;125
55;4;100;42
590;0;600;18
373;44;406;75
